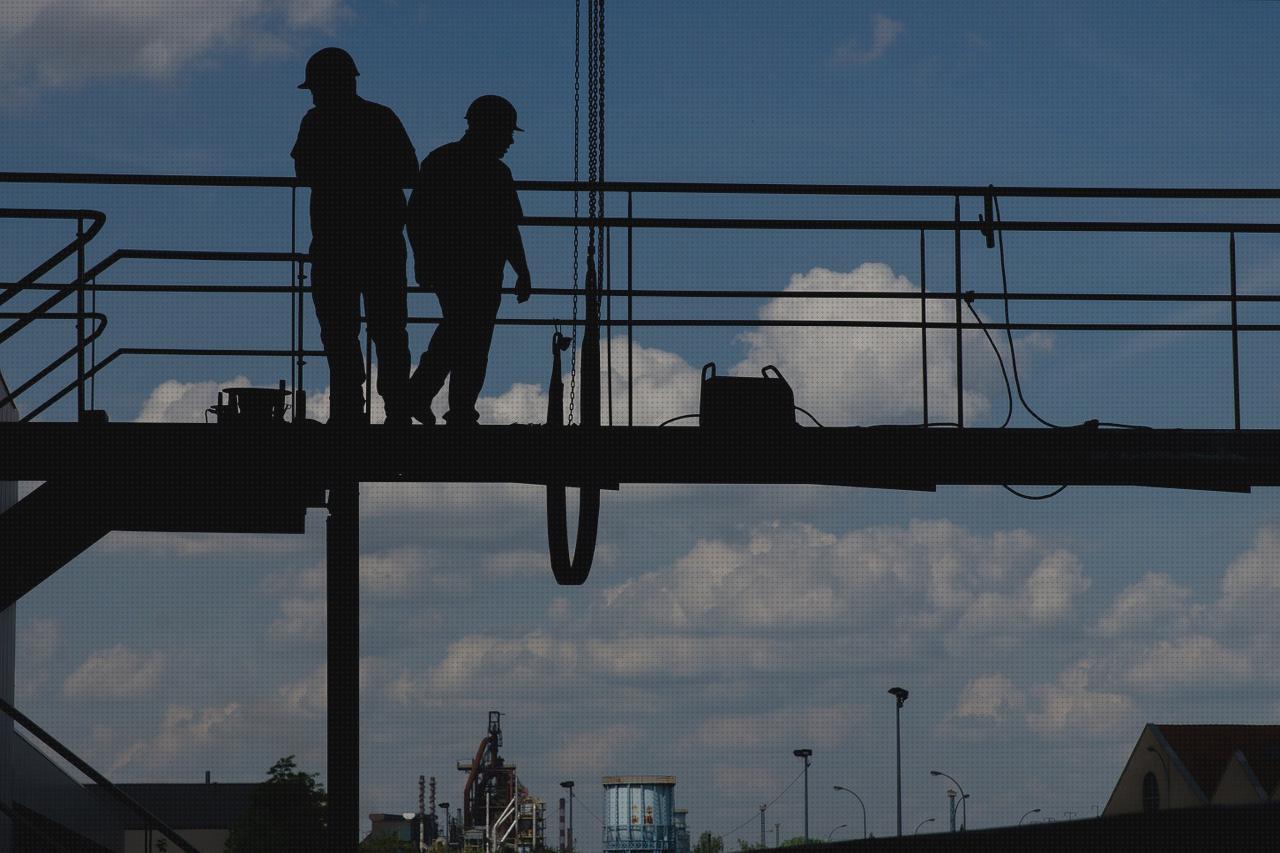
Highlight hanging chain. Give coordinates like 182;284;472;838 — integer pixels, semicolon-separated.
567;0;581;425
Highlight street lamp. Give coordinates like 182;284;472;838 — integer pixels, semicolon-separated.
832;786;867;840
929;771;967;830
793;749;813;842
888;687;908;837
1146;746;1171;810
1019;809;1040;825
826;824;846;842
914;818;935;835
560;781;575;853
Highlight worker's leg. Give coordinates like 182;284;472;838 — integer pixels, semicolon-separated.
409;286;464;422
363;255;410;423
443;290;501;425
311;262;365;424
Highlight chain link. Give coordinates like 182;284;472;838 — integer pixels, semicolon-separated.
568;0;581;425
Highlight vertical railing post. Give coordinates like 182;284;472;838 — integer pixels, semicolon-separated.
76;217;85;420
293;186;308;422
627;191;633;427
920;228;928;425
1230;232;1241;430
953;196;963;428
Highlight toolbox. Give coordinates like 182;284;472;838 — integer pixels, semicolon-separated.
699;362;797;430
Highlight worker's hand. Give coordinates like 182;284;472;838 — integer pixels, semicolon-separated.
515;271;532;303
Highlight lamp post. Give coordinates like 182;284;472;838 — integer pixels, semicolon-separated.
913;818;935;835
793;749;813;842
832;786;867;840
929;771;966;830
560;781;575;853
1146;746;1171;810
1019;809;1040;826
826;824;846;842
888;687;909;837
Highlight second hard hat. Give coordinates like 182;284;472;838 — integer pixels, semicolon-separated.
466;95;524;132
298;47;359;90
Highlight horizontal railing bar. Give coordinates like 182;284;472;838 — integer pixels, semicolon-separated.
112;249;307;263
414;317;1280;332
5;171;1280;200
14;282;1280;304
524;216;1280;233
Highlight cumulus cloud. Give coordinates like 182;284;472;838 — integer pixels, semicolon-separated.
62;644;166;700
110;702;241;772
831;13;904;65
1094;572;1192;637
1025;660;1137;738
734;264;995;426
1124;635;1252;692
598;519;1087;642
951;674;1026;722
0;0;346;99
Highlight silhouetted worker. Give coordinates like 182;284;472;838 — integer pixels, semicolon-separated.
407;95;532;425
292;47;418;425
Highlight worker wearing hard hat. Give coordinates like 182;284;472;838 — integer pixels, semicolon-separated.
406;95;532;426
291;47;419;426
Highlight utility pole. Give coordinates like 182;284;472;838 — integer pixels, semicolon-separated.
774;823;780;848
759;805;766;848
793;749;812;842
888;688;909;837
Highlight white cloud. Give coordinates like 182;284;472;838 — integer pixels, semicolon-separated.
110;702;241;772
1025;660;1137;737
733;264;992;426
951;674;1026;722
275;663;327;716
831;13;904;65
0;1;346;98
1124;635;1252;692
62;644;166;700
693;706;863;750
1094;572;1192;637
134;375;252;423
552;724;643;773
360;547;425;596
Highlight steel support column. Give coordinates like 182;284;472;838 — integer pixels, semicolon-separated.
327;481;359;852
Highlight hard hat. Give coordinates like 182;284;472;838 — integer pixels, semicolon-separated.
465;95;524;132
298;47;359;89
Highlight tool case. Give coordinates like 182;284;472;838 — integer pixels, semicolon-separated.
699;363;797;429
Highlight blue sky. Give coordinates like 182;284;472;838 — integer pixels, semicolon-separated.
7;0;1280;844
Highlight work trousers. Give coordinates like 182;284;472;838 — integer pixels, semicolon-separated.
311;251;409;424
411;285;502;424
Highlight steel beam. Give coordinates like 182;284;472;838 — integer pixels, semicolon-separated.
0;423;1276;491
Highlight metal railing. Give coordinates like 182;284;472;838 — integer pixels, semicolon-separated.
3;172;1280;428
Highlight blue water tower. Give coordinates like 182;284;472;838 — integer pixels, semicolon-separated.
602;776;677;853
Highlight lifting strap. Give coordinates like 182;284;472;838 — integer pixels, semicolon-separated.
546;305;601;585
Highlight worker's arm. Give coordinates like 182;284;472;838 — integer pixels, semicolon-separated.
290;112;318;185
388;110;418;190
406;155;438;288
507;179;531;303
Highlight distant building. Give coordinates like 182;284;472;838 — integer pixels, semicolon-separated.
1104;724;1280;815
672;808;690;853
92;782;256;852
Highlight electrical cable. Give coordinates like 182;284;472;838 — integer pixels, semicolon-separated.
657;413;699;427
794;405;824;427
717;767;806;842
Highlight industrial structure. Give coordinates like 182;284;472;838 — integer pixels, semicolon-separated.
672;808;690;853
455;712;545;853
602;777;677;853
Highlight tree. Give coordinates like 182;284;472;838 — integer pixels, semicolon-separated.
779;837;810;847
692;831;724;853
224;755;327;852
